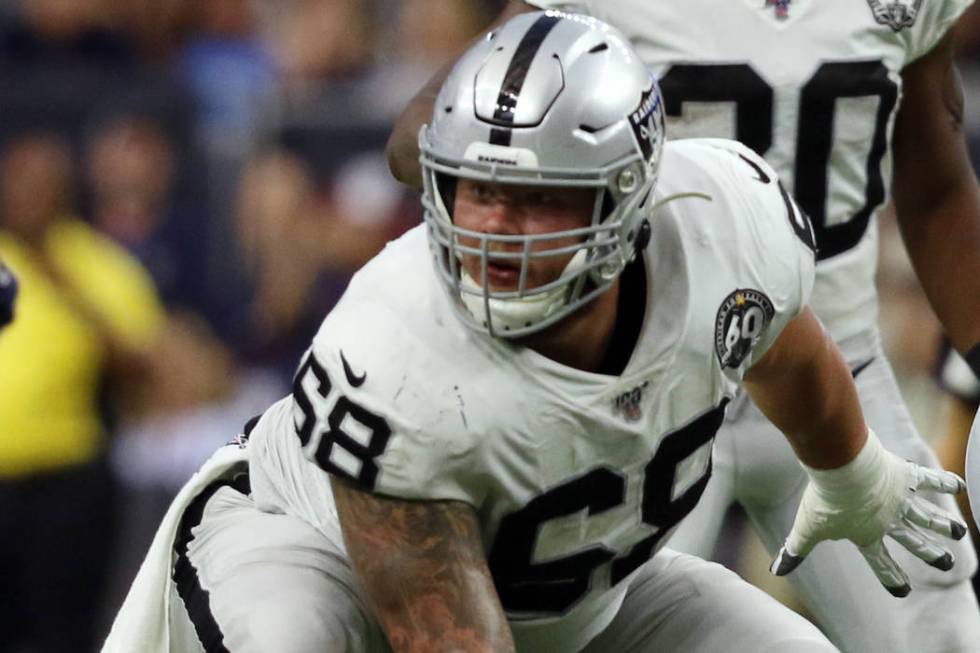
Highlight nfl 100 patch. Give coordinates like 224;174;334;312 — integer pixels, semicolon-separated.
765;0;791;19
613;380;650;422
714;289;775;369
867;0;923;31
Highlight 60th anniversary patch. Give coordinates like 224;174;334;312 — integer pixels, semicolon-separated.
715;289;775;369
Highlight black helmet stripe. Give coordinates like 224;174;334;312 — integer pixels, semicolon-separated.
489;13;562;146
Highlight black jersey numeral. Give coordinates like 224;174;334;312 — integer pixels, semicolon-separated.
660;59;898;260
610;403;727;584
293;354;332;447
778;179;817;254
661;64;773;156
488;401;728;616
795;60;898;259
292;351;392;489
489;468;624;613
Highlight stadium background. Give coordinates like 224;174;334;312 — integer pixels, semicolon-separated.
0;0;977;648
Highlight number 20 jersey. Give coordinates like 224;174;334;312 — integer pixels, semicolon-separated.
528;0;972;343
247;140;816;653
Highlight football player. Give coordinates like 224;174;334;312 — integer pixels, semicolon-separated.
0;259;16;328
386;1;980;650
107;13;969;653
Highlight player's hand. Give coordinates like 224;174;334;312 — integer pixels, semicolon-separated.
0;260;17;328
770;429;968;597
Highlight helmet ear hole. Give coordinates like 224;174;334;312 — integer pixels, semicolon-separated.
634;220;651;252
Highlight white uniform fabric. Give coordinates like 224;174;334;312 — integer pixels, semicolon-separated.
247;139;818;652
526;2;980;650
101;441;249;653
528;0;970;342
179;482;835;653
169;459;390;653
141;138;833;653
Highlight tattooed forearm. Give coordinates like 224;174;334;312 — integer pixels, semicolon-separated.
331;476;515;653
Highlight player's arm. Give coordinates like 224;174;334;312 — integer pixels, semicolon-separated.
386;1;538;191
743;306;867;469
331;476;516;653
892;26;980;372
744;307;968;596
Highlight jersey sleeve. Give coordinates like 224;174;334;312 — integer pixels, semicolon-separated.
906;0;973;62
712;140;817;368
751;181;816;366
290;294;484;505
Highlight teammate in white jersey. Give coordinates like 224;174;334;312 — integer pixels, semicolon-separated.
387;2;980;651
105;12;970;653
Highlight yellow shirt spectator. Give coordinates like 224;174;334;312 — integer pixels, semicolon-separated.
0;218;164;477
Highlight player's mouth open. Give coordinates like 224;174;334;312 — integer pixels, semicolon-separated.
485;261;521;286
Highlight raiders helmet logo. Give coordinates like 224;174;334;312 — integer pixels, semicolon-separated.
866;0;922;31
628;81;665;164
714;289;775;369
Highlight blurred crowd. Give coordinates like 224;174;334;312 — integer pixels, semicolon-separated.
0;0;500;649
0;0;978;650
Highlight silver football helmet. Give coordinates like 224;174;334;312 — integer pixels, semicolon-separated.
420;10;665;338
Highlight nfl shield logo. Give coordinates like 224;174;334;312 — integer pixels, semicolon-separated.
766;0;791;19
866;0;923;31
613;381;649;422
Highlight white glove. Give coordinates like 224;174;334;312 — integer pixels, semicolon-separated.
770;429;968;597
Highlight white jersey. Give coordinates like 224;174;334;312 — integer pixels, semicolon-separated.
529;0;971;342
248;139;816;652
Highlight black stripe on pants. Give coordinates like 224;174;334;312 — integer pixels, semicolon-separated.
172;465;250;653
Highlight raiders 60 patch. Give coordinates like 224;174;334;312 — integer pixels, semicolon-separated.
715;289;775;368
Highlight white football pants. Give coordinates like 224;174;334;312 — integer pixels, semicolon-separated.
169;483;836;652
